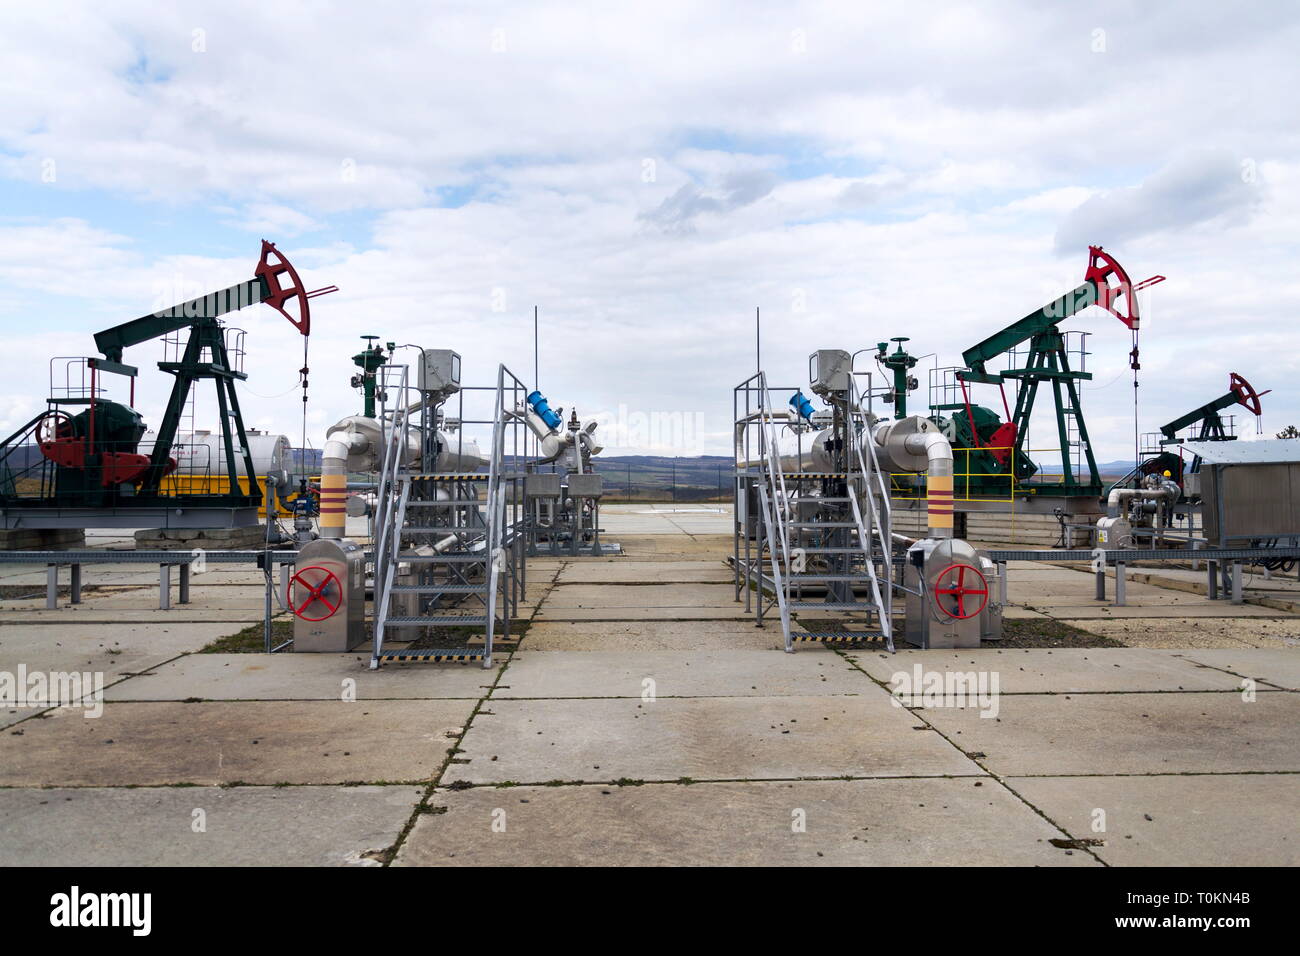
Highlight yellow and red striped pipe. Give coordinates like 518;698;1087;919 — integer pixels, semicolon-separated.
927;473;954;535
318;472;347;536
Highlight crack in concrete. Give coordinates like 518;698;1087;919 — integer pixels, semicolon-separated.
833;646;1110;867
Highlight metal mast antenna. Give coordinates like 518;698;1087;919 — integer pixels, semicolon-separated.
534;305;539;392
755;306;761;373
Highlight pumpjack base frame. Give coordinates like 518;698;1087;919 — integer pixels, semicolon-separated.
2;500;261;530
890;493;1103;516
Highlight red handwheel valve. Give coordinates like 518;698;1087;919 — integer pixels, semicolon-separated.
932;563;989;620
289;566;343;621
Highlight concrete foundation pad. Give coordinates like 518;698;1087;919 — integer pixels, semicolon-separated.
0;699;475;786
919;691;1300;776
556;560;732;584
394;777;1091;866
1010;774;1299;866
104;653;502;701
1057;617;1299;648
448;693;981;785
500;649;864;698
0;622;259;683
522;620;784;651
1174;648;1300;691
0;784;422;866
851;648;1249;694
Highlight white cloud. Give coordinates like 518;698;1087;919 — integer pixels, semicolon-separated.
1055;150;1263;252
2;2;1300;456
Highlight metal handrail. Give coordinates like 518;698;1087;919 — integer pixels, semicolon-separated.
846;376;894;645
757;373;792;571
370;365;411;664
848;376;893;577
481;364;509;663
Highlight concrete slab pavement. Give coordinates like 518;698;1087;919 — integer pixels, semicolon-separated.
446;693;983;785
0;785;423;866
2;707;44;729
1009;774;1299;866
3;608;272;624
1174;648;1300;690
103;653;503;701
850;648;1253;694
521;620;784;651
394;778;1095;867
542;583;739;609
0;699;475;787
917;691;1300;776
0;622;259;683
499;649;863;698
555;560;732;584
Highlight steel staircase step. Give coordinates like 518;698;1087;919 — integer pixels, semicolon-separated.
792;631;886;643
790;601;881;610
388;584;484;594
788;521;858;528
378;648;487;662
396;554;487;563
404;500;480;507
788;573;874;582
401;527;484;535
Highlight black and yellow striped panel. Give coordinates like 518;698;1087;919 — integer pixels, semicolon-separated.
380;651;487;662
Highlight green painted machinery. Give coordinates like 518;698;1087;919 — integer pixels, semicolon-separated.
940;246;1165;498
876;337;919;419
0;241;336;529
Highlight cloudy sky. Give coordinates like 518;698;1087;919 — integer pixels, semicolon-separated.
2;1;1298;463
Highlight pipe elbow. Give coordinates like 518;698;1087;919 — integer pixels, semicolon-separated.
922;430;953;474
322;438;352;468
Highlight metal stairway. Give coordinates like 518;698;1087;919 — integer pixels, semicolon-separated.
734;371;894;652
370;365;525;669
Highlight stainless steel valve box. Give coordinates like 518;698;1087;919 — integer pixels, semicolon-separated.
566;473;603;498
292;537;366;652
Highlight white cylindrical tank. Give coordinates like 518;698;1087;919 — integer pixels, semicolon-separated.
142;429;291;477
432;430;488;472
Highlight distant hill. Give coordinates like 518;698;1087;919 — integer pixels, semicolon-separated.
590;455;731;500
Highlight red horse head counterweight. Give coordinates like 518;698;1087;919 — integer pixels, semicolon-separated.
255;239;339;336
1084;245;1166;330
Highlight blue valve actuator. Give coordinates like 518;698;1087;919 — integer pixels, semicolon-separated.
527;390;562;430
790;390;815;423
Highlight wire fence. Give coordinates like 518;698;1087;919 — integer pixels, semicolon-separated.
285;447;734;504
